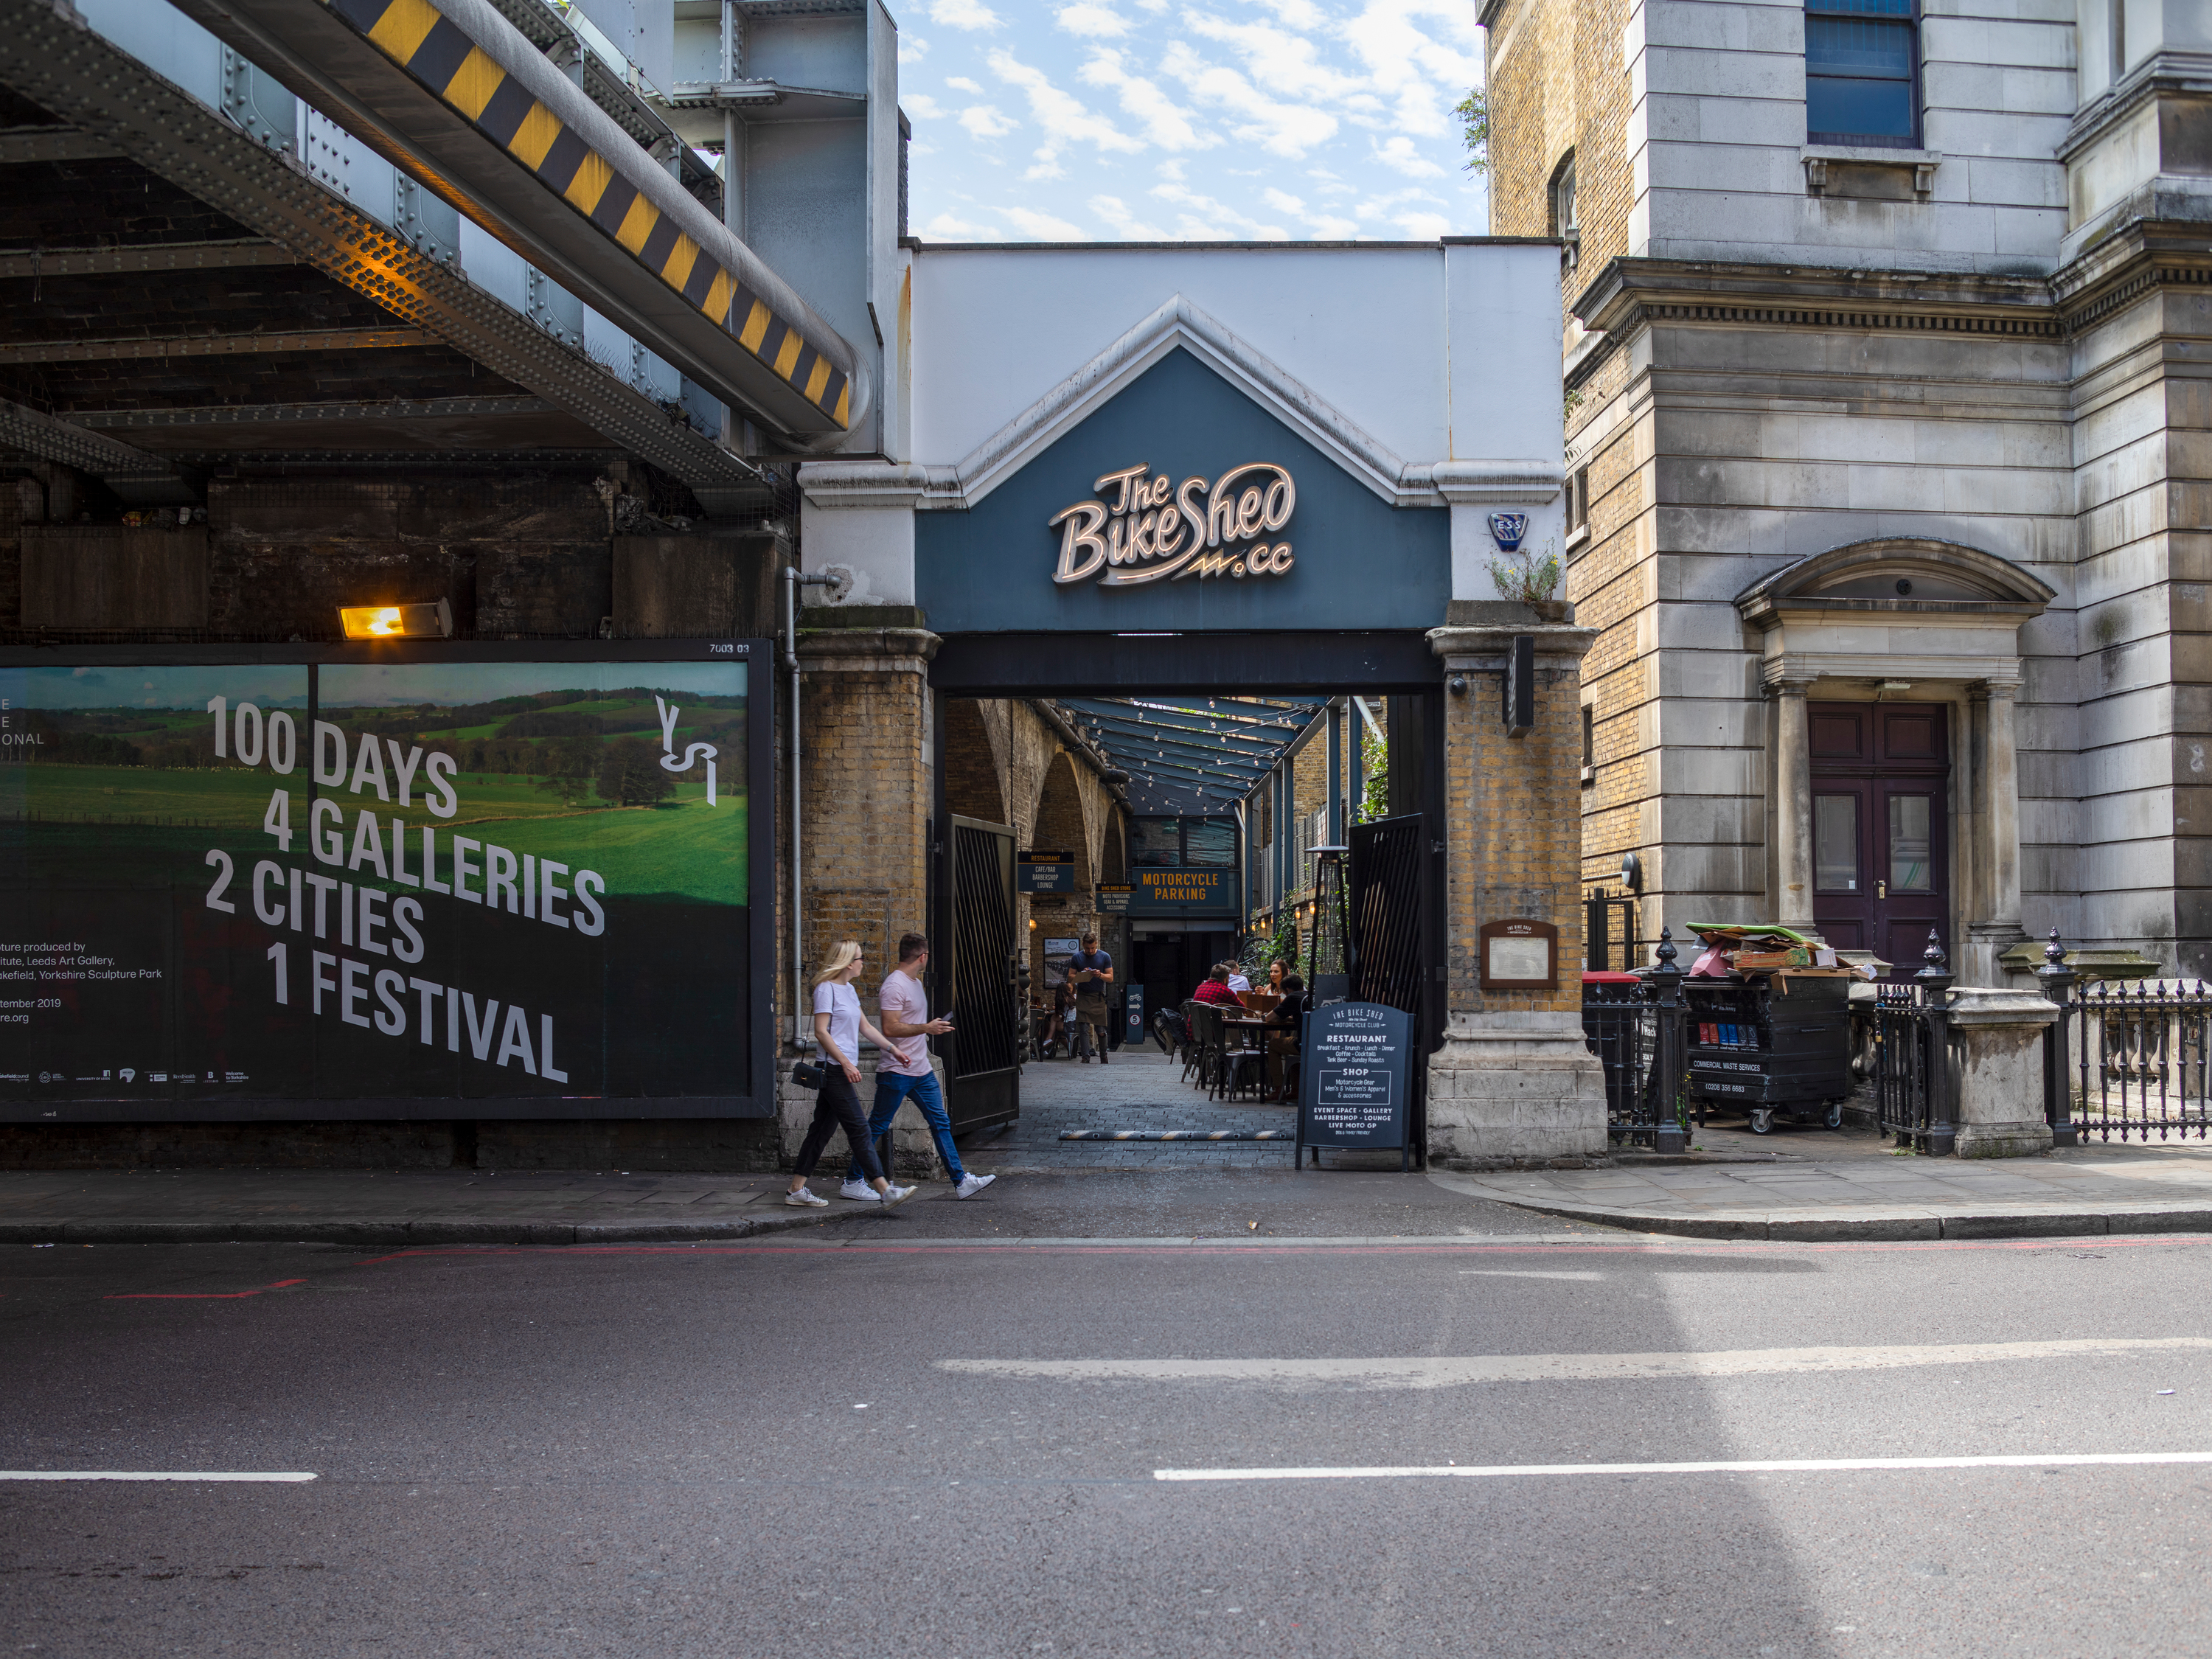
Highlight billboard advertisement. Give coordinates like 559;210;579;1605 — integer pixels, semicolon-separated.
0;643;771;1121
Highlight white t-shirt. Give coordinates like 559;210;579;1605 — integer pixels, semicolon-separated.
813;978;863;1067
1227;973;1252;993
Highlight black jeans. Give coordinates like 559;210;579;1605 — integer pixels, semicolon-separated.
793;1070;884;1182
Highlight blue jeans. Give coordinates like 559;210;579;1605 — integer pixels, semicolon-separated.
849;1068;964;1183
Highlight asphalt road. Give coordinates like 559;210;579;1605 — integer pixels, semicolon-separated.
5;1222;2212;1657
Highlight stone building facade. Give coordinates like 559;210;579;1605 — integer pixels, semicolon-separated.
1484;0;2212;981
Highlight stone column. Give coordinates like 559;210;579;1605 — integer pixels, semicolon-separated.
1768;675;1817;934
1966;680;2028;987
1423;622;1608;1167
1948;986;2058;1157
781;616;942;1171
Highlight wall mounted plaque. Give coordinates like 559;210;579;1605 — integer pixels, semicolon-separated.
1479;918;1559;990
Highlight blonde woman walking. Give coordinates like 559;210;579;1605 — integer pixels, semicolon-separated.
786;942;914;1208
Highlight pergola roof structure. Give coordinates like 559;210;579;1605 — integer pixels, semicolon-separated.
1058;695;1326;816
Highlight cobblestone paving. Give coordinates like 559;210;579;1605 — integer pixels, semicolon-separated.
968;1041;1310;1172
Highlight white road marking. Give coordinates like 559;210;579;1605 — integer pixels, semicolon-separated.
1155;1452;2212;1481
942;1336;2212;1388
0;1471;317;1483
1458;1270;1606;1281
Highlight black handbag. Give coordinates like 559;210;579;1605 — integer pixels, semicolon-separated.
790;1058;828;1090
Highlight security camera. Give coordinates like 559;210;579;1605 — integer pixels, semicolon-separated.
1447;673;1469;695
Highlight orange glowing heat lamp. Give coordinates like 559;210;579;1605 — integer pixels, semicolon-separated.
338;599;453;640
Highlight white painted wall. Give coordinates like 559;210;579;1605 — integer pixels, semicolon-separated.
908;246;1459;468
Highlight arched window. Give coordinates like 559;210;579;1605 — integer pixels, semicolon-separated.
1548;151;1579;269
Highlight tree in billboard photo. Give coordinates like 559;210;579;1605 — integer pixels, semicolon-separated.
0;658;754;1114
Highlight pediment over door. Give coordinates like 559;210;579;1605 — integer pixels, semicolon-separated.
1736;539;2054;688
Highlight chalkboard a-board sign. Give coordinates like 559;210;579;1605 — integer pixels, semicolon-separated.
1296;1001;1413;1170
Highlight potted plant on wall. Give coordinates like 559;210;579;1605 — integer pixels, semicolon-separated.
1489;534;1570;622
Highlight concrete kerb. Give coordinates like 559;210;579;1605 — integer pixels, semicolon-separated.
10;1205;857;1248
1475;1193;2212;1242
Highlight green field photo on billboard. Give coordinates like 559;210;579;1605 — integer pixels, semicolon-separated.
318;663;748;908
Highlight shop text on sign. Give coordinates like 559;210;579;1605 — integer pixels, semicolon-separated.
1049;462;1295;588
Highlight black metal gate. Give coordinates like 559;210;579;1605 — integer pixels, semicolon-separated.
1870;933;1955;1154
943;815;1020;1135
1349;813;1433;1160
1349;814;1425;1017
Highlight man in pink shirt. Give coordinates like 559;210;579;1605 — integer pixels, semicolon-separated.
842;932;997;1201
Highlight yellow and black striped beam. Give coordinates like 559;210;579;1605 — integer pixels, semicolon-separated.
324;0;849;429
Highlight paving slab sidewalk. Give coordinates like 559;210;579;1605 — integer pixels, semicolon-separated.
1439;1140;2212;1240
0;1168;891;1245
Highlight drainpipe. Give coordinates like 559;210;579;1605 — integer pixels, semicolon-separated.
783;565;834;1048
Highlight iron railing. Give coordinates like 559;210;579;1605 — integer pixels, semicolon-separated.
1869;931;1955;1155
2042;936;2212;1144
1583;930;1689;1152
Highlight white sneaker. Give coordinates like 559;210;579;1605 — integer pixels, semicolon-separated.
878;1183;916;1207
839;1180;882;1202
783;1186;828;1207
954;1173;996;1200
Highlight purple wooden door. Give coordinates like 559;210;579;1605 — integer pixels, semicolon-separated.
1809;704;1950;969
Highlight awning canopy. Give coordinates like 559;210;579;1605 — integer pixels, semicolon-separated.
1059;696;1326;816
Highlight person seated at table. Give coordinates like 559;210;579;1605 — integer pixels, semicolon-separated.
1226;961;1253;995
1192;964;1240;1006
1265;959;1288;995
1263;973;1309;1100
1041;977;1075;1056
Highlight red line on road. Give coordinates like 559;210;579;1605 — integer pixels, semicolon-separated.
107;1277;308;1301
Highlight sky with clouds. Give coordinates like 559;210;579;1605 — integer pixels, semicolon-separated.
895;0;1487;244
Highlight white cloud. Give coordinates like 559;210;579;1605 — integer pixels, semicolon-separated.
1077;48;1217;152
902;0;1481;252
1090;193;1170;237
1372;135;1444;178
989;49;1145;155
1004;206;1091;238
929;0;1003;29
922;209;1002;237
1161;39;1337;156
1337;0;1484;137
1149;181;1290;239
1392;209;1455;238
959;103;1019;138
1055;1;1130;35
1183;11;1360;102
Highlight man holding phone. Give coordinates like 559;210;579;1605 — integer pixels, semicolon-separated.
842;931;997;1202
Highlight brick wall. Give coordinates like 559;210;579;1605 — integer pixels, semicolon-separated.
1437;630;1591;1016
1484;0;1632;324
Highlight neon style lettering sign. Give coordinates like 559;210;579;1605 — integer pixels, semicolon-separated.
1048;462;1295;587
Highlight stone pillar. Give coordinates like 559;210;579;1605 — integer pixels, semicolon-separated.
1423;623;1608;1167
1965;680;2028;987
1768;675;1816;934
779;619;939;1167
1948;986;2058;1158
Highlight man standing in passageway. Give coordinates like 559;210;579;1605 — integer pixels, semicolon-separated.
844;932;996;1201
1068;931;1114;1065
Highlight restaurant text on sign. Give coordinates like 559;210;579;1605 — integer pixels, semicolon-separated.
1048;462;1295;588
